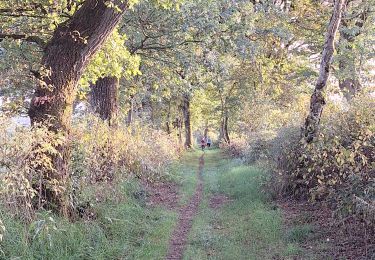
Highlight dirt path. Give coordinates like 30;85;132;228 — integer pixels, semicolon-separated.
165;154;205;260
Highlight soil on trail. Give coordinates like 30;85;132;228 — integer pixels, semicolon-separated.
165;154;205;260
142;180;180;210
209;194;232;209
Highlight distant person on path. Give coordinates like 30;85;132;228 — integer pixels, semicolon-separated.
206;137;212;148
200;137;206;151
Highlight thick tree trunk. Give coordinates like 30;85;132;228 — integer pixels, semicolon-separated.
182;94;192;149
303;0;345;143
172;116;183;146
220;115;230;144
27;0;128;214
90;76;119;126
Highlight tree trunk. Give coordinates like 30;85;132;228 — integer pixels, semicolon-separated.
303;0;345;143
219;96;230;144
166;99;172;134
28;0;129;214
223;115;230;144
220;115;230;144
182;94;192;149
90;76;119;126
204;127;208;140
126;95;134;126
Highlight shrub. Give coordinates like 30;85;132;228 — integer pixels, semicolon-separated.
72;117;179;182
0;115;180;221
276;95;374;222
0;116;64;220
219;138;249;158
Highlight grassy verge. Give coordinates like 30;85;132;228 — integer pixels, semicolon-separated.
0;151;203;260
0;179;175;260
184;149;310;260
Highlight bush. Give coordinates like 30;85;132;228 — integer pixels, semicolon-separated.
231;95;374;225
0;116;64;220
0;115;180;220
276;95;374;222
219;138;249;158
72;117;179;182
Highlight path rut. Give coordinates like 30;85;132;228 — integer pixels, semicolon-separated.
165;154;205;260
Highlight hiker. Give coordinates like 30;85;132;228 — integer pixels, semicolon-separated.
206;137;212;148
200;137;206;151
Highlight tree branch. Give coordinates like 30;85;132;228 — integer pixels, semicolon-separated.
0;33;46;48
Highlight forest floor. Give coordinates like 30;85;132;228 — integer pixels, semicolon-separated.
3;149;365;259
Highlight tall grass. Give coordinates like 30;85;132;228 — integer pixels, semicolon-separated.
0;179;177;260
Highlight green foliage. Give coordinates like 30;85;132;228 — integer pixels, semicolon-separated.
0;116;65;220
239;94;375;226
0;180;176;259
72;116;179;183
280;95;374;201
78;30;141;98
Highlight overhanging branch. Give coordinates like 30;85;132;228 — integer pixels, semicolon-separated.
0;33;46;48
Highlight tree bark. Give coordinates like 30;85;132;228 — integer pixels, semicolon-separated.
219;96;230;144
303;0;346;143
182;94;192;149
90;76;119;126
27;0;129;214
223;115;230;144
204;127;208;140
173;116;183;147
220;115;230;144
127;102;133;126
166;98;172;134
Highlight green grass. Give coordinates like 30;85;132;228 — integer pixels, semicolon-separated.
174;150;202;206
0;150;315;259
183;149;306;260
286;224;313;243
0;179;177;260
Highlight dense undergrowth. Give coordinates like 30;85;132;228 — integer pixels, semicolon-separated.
0;115;181;258
0;179;176;259
221;94;375;227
